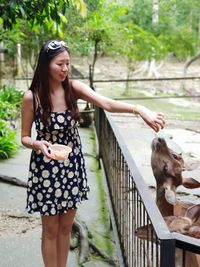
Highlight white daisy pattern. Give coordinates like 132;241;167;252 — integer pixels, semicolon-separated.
26;104;90;216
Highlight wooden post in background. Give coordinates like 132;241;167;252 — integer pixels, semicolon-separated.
0;42;7;88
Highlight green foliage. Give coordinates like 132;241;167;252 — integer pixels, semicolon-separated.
1;0;200;77
0;100;18;121
167;27;198;60
114;23;167;61
0;85;23;120
0;0;87;30
0;85;23;159
0;84;23;106
83;11;111;54
115;0;200;62
128;0;152;30
0;120;18;159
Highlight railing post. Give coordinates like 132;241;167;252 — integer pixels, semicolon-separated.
94;107;103;168
160;239;176;267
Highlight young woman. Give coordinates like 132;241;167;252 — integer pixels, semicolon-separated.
21;40;165;267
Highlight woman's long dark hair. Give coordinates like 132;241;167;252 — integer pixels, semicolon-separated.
29;40;79;126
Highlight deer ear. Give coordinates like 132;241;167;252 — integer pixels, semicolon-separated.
185;204;200;223
182;178;200;189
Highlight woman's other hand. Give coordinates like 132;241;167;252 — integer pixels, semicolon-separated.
32;140;53;159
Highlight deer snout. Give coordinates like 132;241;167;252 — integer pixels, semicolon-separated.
151;137;166;151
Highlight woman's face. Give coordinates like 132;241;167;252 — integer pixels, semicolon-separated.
49;50;70;83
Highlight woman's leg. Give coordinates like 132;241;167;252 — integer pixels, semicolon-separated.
57;209;77;267
41;214;59;267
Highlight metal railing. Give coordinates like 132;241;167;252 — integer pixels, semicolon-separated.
94;107;200;267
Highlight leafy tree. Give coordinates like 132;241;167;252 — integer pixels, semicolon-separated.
77;0;126;85
83;11;111;85
0;0;87;81
0;0;87;30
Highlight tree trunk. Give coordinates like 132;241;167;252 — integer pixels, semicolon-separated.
16;43;22;77
152;0;159;26
148;58;160;78
0;174;27;187
90;39;99;89
123;58;133;96
0;41;5;87
183;51;200;77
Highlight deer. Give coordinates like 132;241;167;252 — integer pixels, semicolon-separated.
151;137;200;223
135;137;200;266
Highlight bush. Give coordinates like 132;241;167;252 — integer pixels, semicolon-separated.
0;84;23;121
0;120;18;159
0;100;18;121
0;84;23;106
0;84;23;159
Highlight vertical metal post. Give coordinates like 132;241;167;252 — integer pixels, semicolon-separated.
160;239;176;267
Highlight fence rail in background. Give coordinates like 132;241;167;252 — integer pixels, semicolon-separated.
94;107;200;267
14;76;200;81
93;76;200;83
15;75;200;101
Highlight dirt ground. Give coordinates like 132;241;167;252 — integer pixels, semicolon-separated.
72;55;200;94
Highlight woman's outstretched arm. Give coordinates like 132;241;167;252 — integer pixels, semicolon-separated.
72;80;166;132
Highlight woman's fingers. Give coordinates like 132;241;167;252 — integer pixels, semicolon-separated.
149;113;166;132
155;118;165;129
40;140;53;158
135;105;166;132
155;112;166;129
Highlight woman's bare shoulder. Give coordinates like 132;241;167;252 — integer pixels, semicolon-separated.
71;79;86;98
72;79;91;88
23;90;33;100
22;90;34;109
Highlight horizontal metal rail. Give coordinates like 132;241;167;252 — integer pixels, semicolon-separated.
15;76;200;82
93;76;200;83
113;95;200;100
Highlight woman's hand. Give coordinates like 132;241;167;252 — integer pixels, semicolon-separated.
135;105;166;132
32;140;53;159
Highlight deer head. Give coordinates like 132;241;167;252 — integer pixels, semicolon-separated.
151;137;200;216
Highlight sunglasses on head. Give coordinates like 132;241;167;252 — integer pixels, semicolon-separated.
46;41;68;53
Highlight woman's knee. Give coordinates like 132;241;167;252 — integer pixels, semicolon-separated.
59;210;77;235
42;215;59;240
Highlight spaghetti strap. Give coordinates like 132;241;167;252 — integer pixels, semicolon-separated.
32;91;36;119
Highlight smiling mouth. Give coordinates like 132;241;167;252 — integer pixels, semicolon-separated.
60;74;67;79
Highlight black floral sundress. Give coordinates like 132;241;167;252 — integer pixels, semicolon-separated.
26;98;90;216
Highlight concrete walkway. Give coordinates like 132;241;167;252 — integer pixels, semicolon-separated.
0;126;119;267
